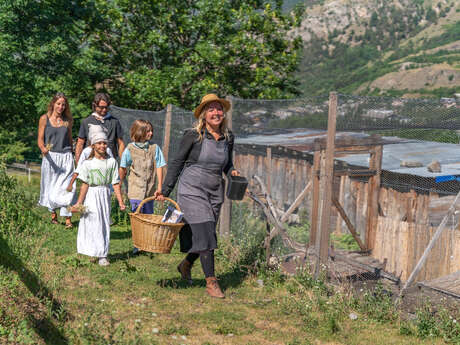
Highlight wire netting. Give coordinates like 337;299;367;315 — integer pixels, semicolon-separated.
111;105;167;148
109;94;460;264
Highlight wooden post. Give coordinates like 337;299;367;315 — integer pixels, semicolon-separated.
315;92;337;277
219;96;234;237
266;147;272;196
163;104;172;164
366;145;383;250
309;147;321;248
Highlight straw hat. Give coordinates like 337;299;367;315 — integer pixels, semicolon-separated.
193;94;230;118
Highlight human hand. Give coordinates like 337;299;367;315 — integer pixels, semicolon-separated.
70;203;80;213
66;185;73;193
154;190;165;201
119;202;126;211
231;170;241;176
41;149;49;156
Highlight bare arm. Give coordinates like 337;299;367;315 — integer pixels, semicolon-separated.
73;182;89;207
117;137;125;160
67;173;78;192
156;166;164;192
119;167;127;183
113;183;126;210
75;137;85;163
37;115;48;155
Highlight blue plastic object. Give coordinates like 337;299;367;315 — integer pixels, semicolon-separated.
435;175;460;183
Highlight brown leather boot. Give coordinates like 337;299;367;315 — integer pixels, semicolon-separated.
177;259;193;285
205;277;225;299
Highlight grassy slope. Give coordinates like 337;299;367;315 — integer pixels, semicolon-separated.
0;174;451;345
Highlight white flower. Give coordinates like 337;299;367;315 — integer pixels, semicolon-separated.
152;328;159;334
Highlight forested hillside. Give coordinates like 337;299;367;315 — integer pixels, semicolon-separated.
294;0;460;97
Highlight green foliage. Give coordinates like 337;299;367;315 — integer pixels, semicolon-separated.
357;282;397;322
331;233;360;251
92;0;303;110
0;129;28;162
0;0;303;162
298;1;460;97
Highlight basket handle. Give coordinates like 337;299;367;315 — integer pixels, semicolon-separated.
134;196;181;214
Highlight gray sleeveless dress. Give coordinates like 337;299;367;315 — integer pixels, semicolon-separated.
177;136;229;252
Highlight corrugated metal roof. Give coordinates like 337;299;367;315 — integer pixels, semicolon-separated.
235;129;460;178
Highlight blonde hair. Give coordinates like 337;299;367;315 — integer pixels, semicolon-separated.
193;103;229;141
130;119;153;142
46;92;72;126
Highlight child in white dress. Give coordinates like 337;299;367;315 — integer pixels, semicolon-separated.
67;124;114;192
71;126;125;266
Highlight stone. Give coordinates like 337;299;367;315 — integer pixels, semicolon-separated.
400;160;423;168
427;160;441;173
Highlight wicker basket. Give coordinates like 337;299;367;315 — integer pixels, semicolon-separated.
129;196;184;253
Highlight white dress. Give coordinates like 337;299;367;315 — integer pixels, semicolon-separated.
75;146;114;174
39;151;74;217
76;157;119;258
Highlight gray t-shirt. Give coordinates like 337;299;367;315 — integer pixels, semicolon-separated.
78;114;123;158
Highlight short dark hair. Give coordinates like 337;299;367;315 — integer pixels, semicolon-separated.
92;93;111;111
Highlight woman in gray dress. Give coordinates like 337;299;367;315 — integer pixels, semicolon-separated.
155;94;240;299
38;92;74;228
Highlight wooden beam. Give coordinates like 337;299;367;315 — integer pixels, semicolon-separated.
366;145;383;250
219;96;234;238
332;197;367;251
309;148;321;248
315;91;338;277
250;176;305;252
280;181;312;223
162;104;172;164
333;169;376;177
266;147;272;196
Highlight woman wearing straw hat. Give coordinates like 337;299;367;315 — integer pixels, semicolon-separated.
155;93;240;299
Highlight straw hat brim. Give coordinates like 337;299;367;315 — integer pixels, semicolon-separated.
193;97;230;118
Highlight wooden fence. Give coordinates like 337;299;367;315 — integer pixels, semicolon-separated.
234;147;459;283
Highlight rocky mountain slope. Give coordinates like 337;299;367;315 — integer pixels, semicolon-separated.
293;0;460;98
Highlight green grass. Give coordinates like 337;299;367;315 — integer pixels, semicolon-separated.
0;168;456;344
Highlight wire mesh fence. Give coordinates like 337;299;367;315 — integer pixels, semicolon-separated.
14;93;460;277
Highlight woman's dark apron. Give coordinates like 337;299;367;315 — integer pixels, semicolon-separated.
177;135;229;252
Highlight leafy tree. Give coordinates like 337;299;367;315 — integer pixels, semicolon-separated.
0;0;303;161
0;0;105;161
90;0;304;110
